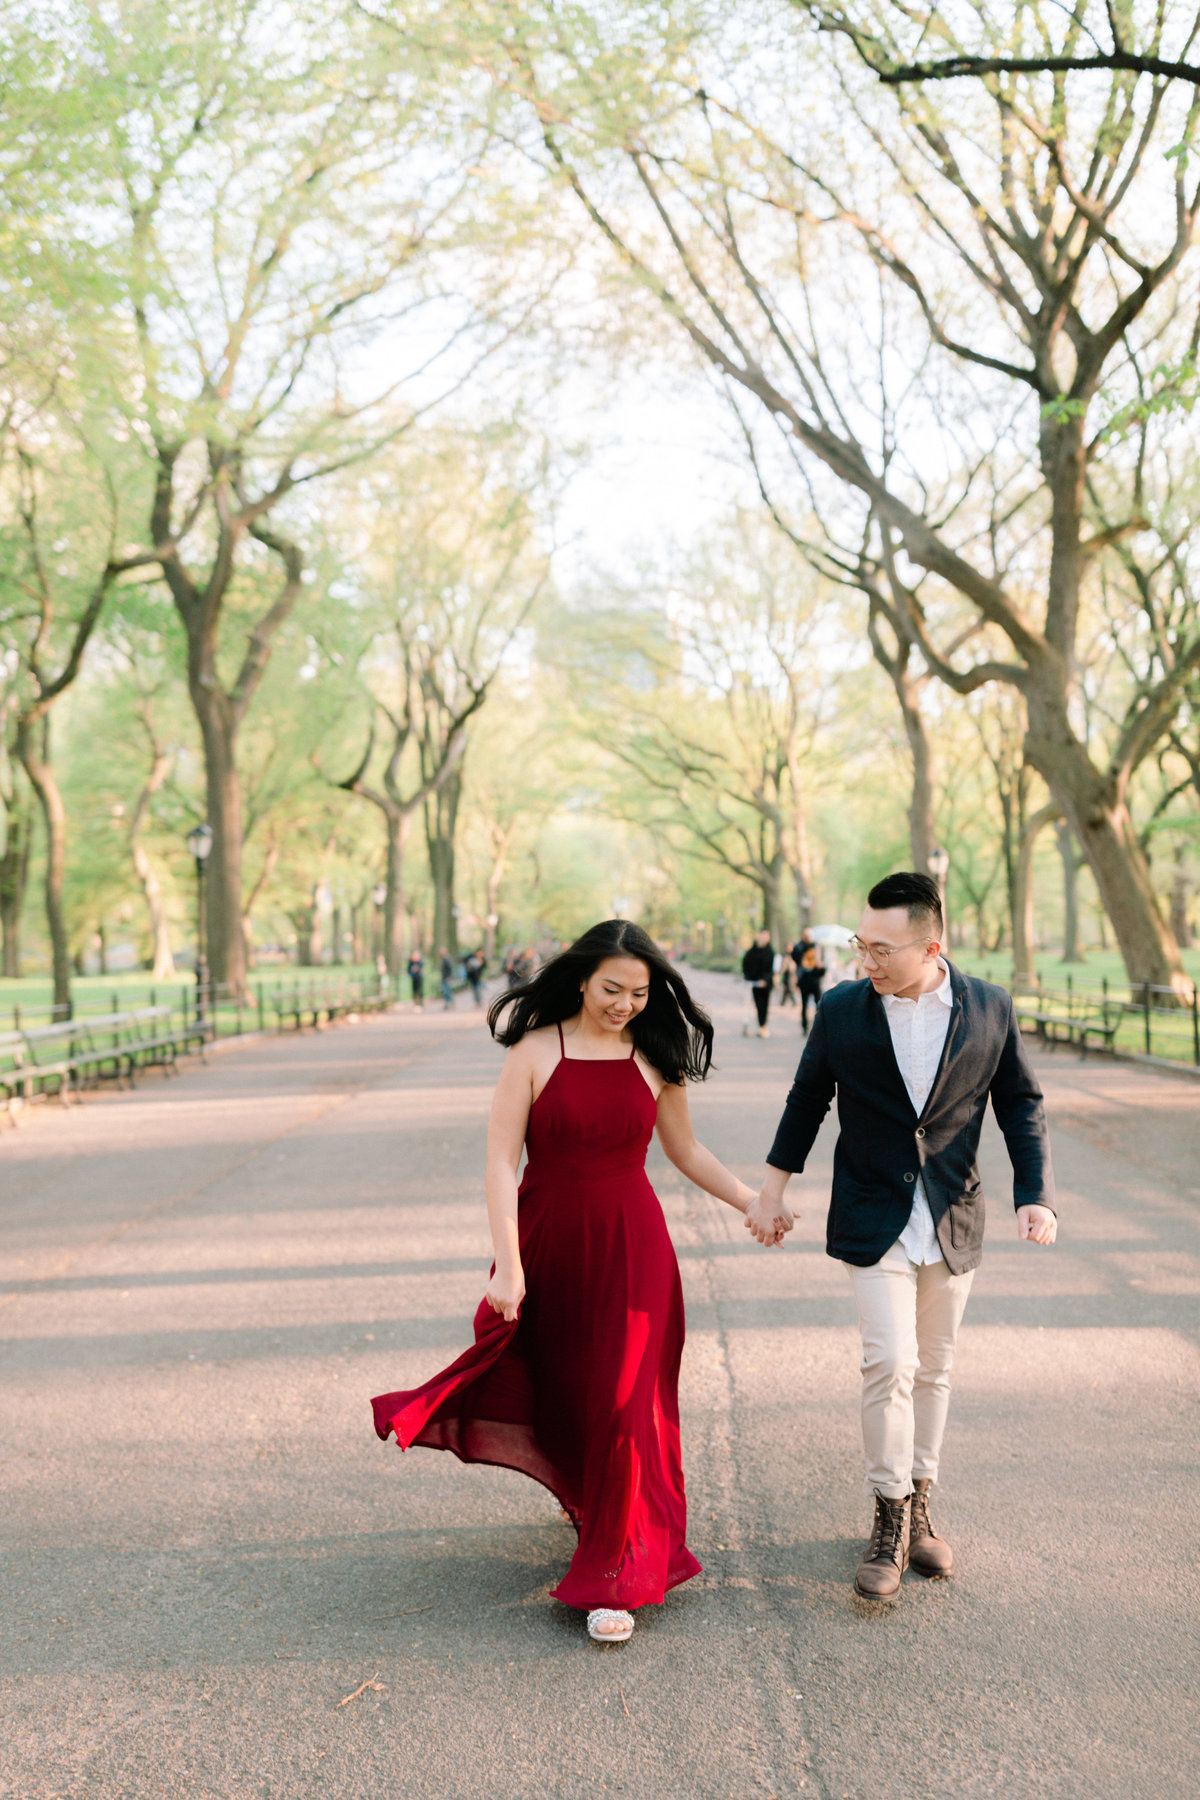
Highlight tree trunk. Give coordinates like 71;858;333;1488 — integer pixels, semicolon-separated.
1055;820;1083;964
899;679;936;870
383;811;417;976
1011;803;1060;993
868;598;936;870
1169;844;1192;948
129;743;175;979
17;715;70;1014
241;836;279;971
425;768;462;958
293;888;321;965
131;836;174;978
762;855;788;945
0;795;31;978
1026;701;1186;992
483;819;517;961
190;684;248;1000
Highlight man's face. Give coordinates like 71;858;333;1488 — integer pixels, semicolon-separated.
854;905;940;998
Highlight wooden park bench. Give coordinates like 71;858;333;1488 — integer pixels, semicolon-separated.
1016;1004;1120;1057
0;1006;214;1114
267;979;389;1032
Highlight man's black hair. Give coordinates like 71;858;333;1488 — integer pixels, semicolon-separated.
866;871;944;936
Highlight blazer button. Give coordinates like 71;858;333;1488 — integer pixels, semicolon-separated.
915;1127;926;1139
903;1172;915;1183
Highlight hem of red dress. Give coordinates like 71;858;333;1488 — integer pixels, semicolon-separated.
384;1423;582;1532
550;1551;703;1614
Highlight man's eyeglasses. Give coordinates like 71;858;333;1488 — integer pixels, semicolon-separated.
849;934;932;967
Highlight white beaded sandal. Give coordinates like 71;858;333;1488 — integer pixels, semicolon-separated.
586;1608;634;1643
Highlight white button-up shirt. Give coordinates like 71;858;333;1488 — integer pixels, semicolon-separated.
880;959;953;1266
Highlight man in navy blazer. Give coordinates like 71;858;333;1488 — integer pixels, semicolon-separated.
745;872;1057;1601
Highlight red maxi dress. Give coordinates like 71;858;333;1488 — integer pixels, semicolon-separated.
371;1025;702;1612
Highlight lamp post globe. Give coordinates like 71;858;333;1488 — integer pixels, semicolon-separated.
187;823;213;1019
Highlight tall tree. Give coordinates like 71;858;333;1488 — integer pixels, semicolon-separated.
328;431;549;969
477;0;1200;989
0;438;133;1010
568;515;843;941
29;1;542;997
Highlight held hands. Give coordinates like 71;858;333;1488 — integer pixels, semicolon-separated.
1017;1204;1057;1246
743;1186;795;1248
484;1263;525;1321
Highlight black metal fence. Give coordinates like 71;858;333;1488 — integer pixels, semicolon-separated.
998;971;1200;1068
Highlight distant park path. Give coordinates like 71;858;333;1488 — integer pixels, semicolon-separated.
1;973;1196;1800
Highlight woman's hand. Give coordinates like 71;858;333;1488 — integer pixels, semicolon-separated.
744;1186;794;1247
484;1264;525;1321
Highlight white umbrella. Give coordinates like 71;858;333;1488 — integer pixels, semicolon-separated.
808;923;856;946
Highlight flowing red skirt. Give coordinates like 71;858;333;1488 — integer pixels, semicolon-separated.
371;1052;701;1612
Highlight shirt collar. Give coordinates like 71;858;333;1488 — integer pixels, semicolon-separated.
882;957;953;1010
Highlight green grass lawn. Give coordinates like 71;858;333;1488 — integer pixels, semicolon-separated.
953;946;1200;990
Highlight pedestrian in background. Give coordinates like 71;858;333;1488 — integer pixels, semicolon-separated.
439;947;455;1010
778;949;797;1008
465;949;487;1007
794;929;827;1035
407;948;425;1008
741;928;775;1037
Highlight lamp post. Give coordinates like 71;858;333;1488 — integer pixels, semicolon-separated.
927;845;950;946
186;823;213;1019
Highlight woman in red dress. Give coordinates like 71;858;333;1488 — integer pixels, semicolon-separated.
371;919;757;1644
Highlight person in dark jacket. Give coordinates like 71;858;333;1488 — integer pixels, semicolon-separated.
407;949;424;1008
745;872;1056;1601
791;929;826;1033
465;949;487;1007
741;929;775;1037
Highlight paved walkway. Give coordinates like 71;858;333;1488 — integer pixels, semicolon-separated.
1;975;1196;1800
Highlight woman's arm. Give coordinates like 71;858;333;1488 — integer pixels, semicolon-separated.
655;1082;757;1216
482;1045;535;1321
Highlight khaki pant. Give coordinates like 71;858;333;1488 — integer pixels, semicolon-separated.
845;1240;975;1499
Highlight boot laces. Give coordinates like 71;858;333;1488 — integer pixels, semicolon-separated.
910;1488;932;1540
870;1496;907;1564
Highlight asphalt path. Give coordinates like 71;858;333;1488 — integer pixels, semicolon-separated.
1;974;1197;1800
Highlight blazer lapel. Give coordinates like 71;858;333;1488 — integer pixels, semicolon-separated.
919;962;968;1123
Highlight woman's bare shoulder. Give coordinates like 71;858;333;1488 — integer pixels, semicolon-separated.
503;1025;559;1068
633;1048;668;1099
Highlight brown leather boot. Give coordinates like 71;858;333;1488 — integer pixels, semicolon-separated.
854;1491;910;1599
908;1479;954;1578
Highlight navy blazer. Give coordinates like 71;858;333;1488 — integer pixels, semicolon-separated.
765;964;1055;1274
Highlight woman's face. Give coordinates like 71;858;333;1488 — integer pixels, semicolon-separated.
580;955;652;1032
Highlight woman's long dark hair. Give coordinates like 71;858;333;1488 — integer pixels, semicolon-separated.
487;919;713;1085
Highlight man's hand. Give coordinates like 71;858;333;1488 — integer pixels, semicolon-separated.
1017;1204;1057;1246
744;1186;795;1247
